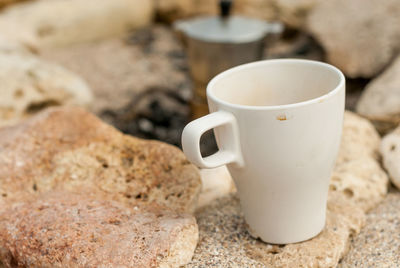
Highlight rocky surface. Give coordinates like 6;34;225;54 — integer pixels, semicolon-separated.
357;55;400;134
339;188;400;267
197;166;236;209
336;111;381;164
0;52;92;128
189;111;388;267
40;26;190;116
0;107;202;214
0;0;153;49
188;193;364;268
0;0;396;266
330;157;388;212
0;191;198;267
381;126;400;190
307;0;400;78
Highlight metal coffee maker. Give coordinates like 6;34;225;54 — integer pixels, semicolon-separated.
175;0;283;118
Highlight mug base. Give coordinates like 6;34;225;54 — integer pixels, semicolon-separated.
246;221;326;245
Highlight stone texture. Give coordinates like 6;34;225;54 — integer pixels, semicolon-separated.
189;110;388;267
339;189;400;267
330;157;388;212
188;194;364;268
197;166;236;209
307;0;400;78
0;191;198;267
0;52;92;128
381;126;400;190
40;26;189;115
330;112;388;212
357;55;400;134
336;111;381;165
0;0;154;49
0;106;202;214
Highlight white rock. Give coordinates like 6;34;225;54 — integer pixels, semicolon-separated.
0;53;92;127
307;0;400;78
357;55;400;133
381;127;400;189
0;0;154;49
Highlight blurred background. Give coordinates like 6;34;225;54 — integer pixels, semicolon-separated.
0;0;398;154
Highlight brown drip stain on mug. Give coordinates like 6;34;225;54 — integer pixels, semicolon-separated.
276;115;287;121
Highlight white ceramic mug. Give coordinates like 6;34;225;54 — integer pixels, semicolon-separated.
182;59;345;244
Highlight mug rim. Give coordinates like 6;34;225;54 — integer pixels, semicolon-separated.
206;59;345;111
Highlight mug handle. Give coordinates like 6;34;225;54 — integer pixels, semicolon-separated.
182;110;244;168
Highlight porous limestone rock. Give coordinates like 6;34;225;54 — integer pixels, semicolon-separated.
0;53;92;127
337;111;381;164
187;194;365;267
307;0;400;78
0;0;154;49
0;191;199;267
357;55;400;134
0;107;202;214
381;126;400;189
330;157;388;212
40;26;189;115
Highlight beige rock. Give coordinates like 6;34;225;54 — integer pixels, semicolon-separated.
0;191;198;267
40;26;189;115
0;53;92;127
0;106;202;214
307;0;400;78
330;157;388;212
357;55;400;133
0;0;154;49
197;166;236;209
381;126;400;189
187;194;364;267
337;111;381;164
